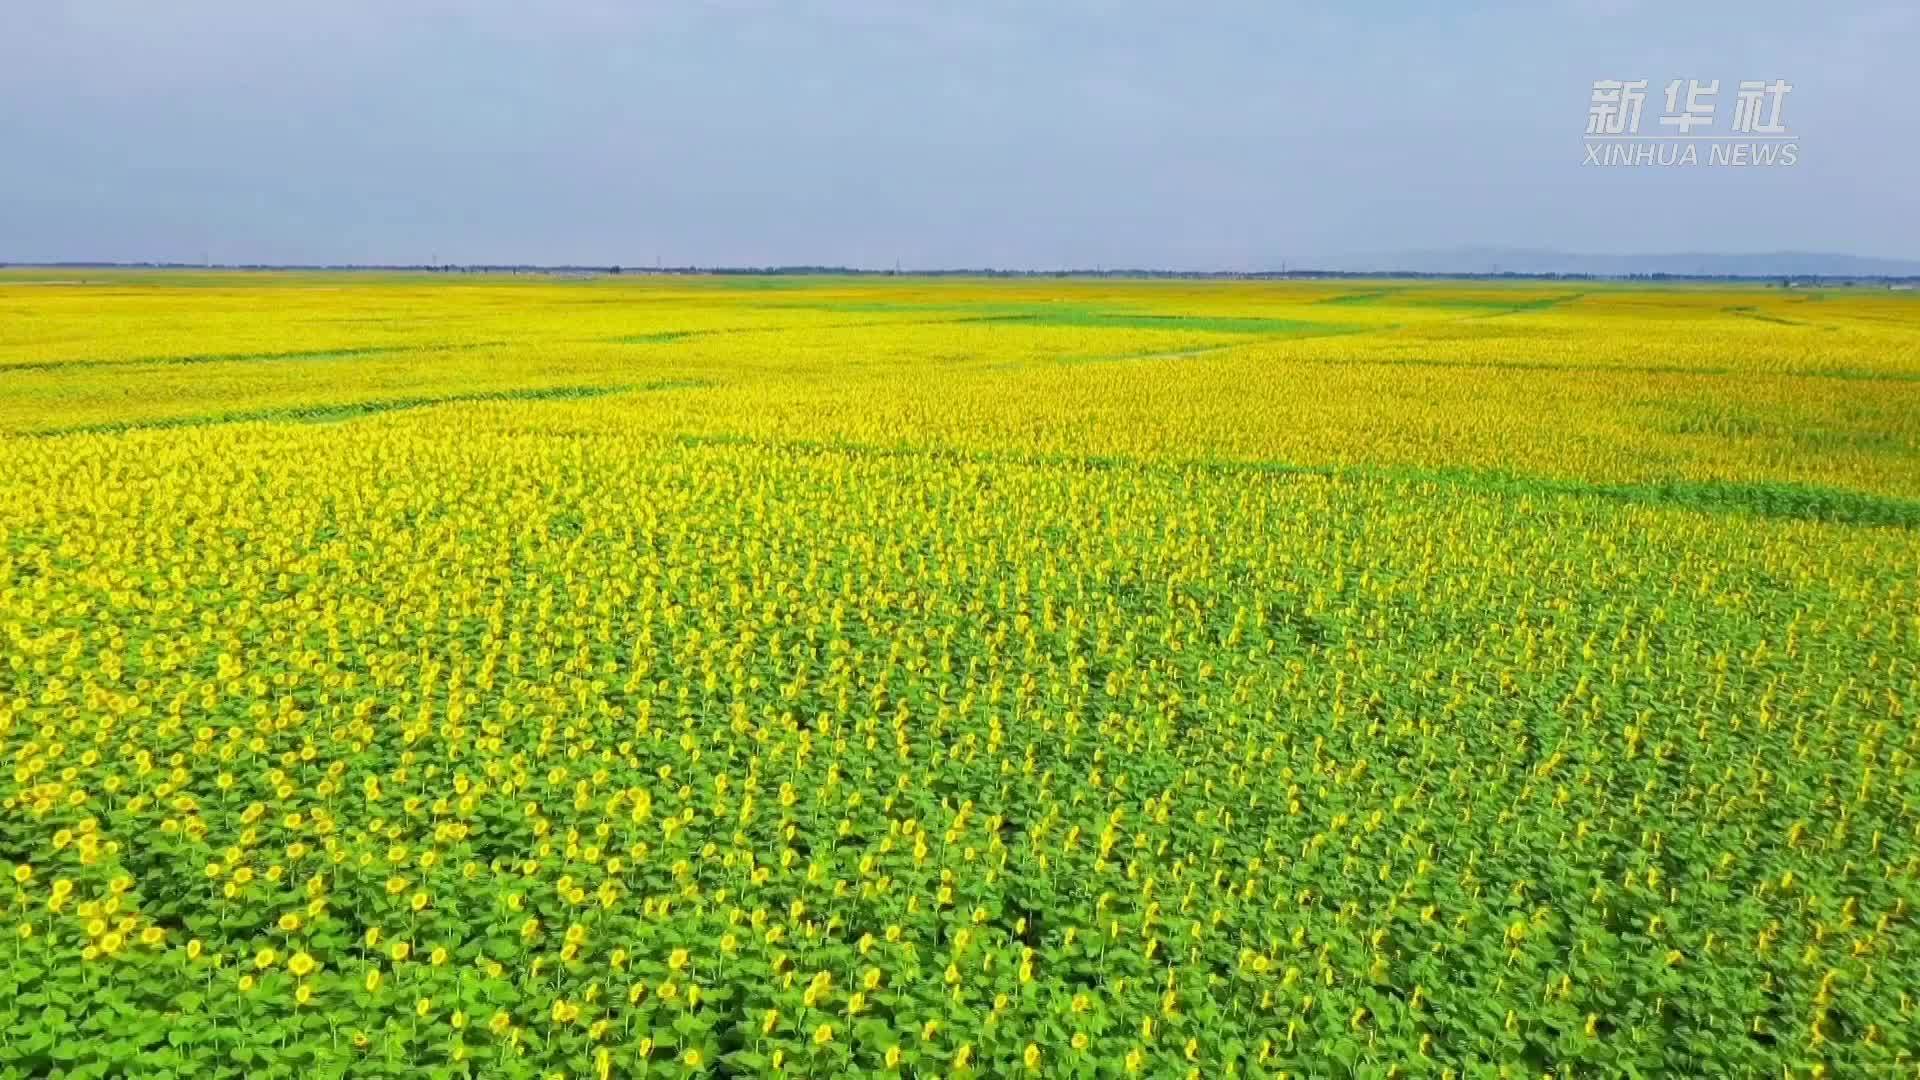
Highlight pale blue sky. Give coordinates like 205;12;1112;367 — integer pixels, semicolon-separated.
1;1;1912;268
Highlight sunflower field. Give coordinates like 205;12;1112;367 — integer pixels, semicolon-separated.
1;271;1918;1078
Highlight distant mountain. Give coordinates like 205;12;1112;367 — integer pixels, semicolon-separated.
1291;247;1920;278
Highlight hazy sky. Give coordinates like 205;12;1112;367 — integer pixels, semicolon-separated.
2;1;1913;268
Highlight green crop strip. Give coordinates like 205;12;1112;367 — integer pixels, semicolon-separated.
24;382;709;437
673;433;1920;529
992;312;1349;334
3;342;509;374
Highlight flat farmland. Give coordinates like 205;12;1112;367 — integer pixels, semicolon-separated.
1;272;1917;1078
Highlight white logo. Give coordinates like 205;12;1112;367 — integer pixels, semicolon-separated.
1731;80;1793;134
1584;78;1796;167
1586;80;1648;135
1659;80;1717;134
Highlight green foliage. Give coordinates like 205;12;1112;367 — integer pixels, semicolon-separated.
1;274;1917;1077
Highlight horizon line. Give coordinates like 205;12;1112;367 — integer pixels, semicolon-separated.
5;261;1919;283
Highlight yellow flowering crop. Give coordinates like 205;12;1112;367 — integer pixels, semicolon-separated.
0;271;1915;1075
